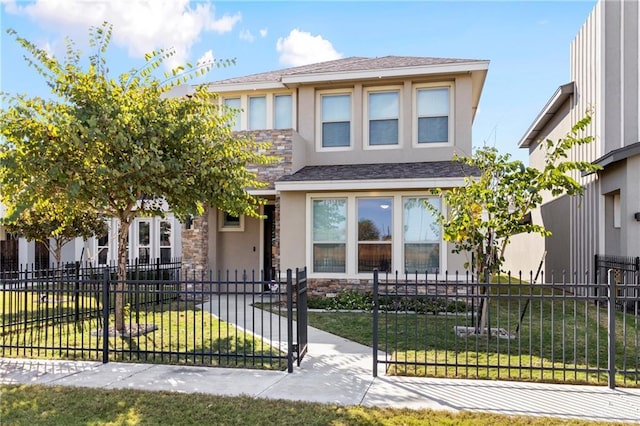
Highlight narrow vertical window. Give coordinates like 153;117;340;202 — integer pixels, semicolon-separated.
403;197;440;273
97;230;109;265
613;193;621;228
321;94;351;148
368;91;399;146
417;88;449;143
357;198;392;273
249;96;266;130
224;98;241;131
137;221;151;264
274;94;292;129
160;221;172;264
312;199;347;273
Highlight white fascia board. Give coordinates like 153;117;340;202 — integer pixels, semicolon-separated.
248;189;277;196
281;61;490;85
206;81;286;93
275;177;468;192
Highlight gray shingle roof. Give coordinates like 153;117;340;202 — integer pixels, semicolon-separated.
277;161;479;182
212;56;487;85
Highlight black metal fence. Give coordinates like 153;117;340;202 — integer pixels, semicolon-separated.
595;255;640;312
1;262;308;373
288;267;308;368
373;269;640;389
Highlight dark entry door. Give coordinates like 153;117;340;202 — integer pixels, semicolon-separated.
263;205;276;281
0;235;19;272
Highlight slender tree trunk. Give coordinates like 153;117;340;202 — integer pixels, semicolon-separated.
115;219;130;332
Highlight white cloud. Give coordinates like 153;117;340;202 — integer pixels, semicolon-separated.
276;29;342;66
259;28;268;38
196;49;215;67
7;0;242;69
239;29;255;43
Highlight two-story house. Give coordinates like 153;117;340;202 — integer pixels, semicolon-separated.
181;56;489;293
504;0;640;278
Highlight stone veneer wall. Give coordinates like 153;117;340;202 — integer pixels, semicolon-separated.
245;129;294;190
181;215;208;274
308;278;375;296
181;129;293;274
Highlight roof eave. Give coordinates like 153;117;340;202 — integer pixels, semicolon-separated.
280;61;490;85
206;81;287;93
590;141;640;170
518;82;575;149
275;177;468;192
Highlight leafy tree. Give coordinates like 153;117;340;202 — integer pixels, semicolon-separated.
0;23;276;331
3;197;106;264
427;113;600;332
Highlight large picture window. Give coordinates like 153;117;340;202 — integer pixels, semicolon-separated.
321;94;351;148
368;91;399;146
312;199;347;273
417;87;449;143
403;197;440;273
358;198;392;273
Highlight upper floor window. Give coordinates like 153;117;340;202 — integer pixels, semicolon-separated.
367;90;399;147
320;93;351;148
224;98;241;131
249;96;266;130
274;95;292;129
416;87;450;144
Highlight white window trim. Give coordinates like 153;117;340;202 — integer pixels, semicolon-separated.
412;82;454;148
363;86;402;150
248;95;267;130
220;91;296;132
306;192;446;280
222;96;243;131
218;210;245;232
307;195;350;277
273;93;295;130
91;216;179;265
315;89;354;152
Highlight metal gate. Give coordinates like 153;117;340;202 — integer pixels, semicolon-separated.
595;255;640;312
286;267;308;372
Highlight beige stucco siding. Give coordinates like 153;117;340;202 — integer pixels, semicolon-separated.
279;191;307;272
292;74;475;166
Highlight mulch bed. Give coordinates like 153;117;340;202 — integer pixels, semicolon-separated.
91;323;158;338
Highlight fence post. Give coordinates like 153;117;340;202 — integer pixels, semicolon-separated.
102;267;110;364
74;261;81;323
286;268;293;373
607;268;616;389
372;269;379;378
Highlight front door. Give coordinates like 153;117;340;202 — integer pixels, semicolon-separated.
262;205;276;281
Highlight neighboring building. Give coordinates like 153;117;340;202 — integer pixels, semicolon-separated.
182;56;489;293
0;202;182;269
504;0;640;278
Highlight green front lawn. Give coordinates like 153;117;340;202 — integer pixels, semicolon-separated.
1;292;285;370
0;384;618;425
306;286;640;386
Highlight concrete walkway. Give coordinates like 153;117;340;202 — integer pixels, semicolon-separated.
2;296;640;423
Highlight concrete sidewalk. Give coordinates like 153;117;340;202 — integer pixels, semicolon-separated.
2;327;640;423
2;294;640;423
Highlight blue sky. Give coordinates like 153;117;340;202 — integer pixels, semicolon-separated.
1;0;597;162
